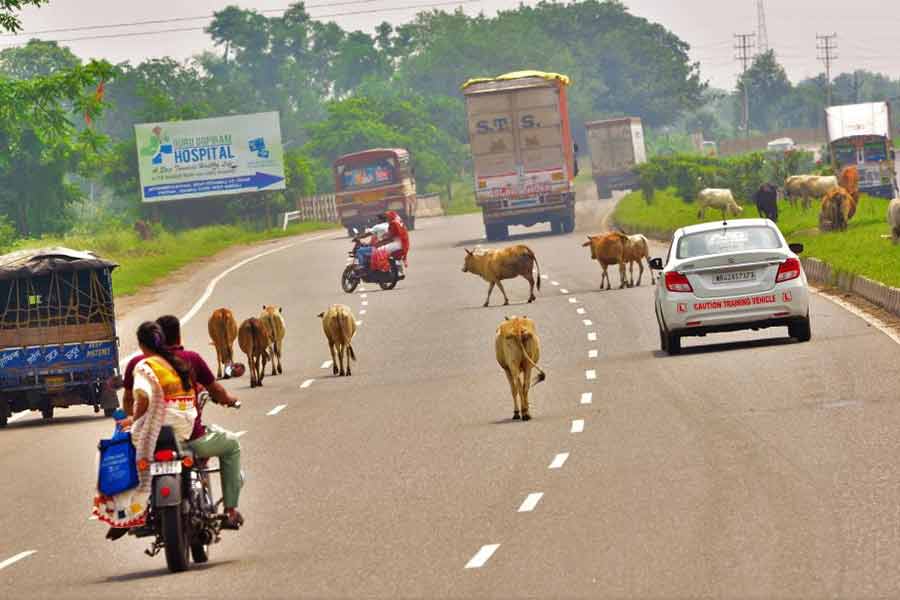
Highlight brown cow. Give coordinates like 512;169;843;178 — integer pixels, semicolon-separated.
582;232;629;290
495;316;545;421
840;165;860;219
819;187;854;232
238;317;270;388
462;245;541;307
208;308;238;379
318;305;357;377
259;305;286;376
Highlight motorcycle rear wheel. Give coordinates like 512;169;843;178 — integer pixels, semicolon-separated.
161;506;191;572
379;268;399;290
341;265;360;293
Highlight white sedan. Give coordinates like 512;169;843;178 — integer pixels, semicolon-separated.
651;219;810;355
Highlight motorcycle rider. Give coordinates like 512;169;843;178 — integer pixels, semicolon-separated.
120;315;245;533
368;210;410;273
354;216;390;269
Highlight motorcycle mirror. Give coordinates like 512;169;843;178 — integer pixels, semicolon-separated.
352;227;359;235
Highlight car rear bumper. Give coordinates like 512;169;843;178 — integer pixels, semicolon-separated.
659;281;809;333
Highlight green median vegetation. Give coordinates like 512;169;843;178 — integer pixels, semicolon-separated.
614;188;900;288
4;221;337;298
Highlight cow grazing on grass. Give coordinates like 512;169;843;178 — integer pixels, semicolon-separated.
495;316;545;422
840;166;861;219
582;232;628;290
259;305;285;376
697;188;743;220
753;183;779;222
623;233;655;286
238;317;270;388
819;187;854;232
319;305;357;377
888;198;900;243
462;245;541;307
785;175;838;211
208;308;238;379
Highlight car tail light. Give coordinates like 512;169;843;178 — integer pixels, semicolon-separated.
665;271;693;293
776;258;801;283
154;449;175;462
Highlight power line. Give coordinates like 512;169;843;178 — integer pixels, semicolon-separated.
817;32;838;106
734;32;755;138
0;0;480;47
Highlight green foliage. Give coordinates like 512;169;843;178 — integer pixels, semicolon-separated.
0;0;48;33
0;39;80;79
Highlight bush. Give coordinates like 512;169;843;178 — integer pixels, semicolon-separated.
0;215;16;252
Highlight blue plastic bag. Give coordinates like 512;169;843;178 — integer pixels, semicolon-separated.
97;414;138;497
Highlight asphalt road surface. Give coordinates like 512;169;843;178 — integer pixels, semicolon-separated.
4;201;900;598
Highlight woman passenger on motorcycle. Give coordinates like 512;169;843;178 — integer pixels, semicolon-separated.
94;321;198;540
369;211;410;272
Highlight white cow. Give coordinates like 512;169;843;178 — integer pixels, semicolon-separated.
697;188;743;220
785;175;838;210
888;198;900;244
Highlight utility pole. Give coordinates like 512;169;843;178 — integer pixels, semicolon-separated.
756;0;769;55
817;33;838;107
735;33;755;137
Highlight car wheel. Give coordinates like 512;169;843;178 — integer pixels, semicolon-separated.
658;326;668;352
789;314;812;342
666;331;682;355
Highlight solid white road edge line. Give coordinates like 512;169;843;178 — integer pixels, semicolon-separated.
548;452;569;469
585;370;597;380
813;288;900;346
518;492;544;513
580;392;593;405
267;405;287;416
300;379;314;389
0;550;37;571
321;361;333;369
588;349;598;358
571;419;585;433
465;544;500;569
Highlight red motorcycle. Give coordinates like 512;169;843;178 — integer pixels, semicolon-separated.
341;230;406;293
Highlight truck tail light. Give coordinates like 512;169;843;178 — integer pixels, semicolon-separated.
665;271;693;293
776;258;801;283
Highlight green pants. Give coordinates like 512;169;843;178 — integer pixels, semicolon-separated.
189;425;242;509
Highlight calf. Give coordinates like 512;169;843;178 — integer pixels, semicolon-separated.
623;233;655;286
753;183;779;223
319;305;357;377
888;198;900;243
259;305;286;376
208;308;238;379
462;245;541;307
238;317;270;388
582;232;628;290
697;188;743;220
495;316;545;421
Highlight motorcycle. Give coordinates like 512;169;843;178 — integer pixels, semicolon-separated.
341;229;406;293
131;392;241;573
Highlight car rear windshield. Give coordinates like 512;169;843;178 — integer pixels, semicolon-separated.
677;226;781;259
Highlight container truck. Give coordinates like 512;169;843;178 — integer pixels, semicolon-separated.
826;102;897;198
585;117;647;199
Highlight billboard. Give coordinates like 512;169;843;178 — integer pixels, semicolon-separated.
135;111;286;203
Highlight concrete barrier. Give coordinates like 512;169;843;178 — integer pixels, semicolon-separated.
415;193;444;218
802;256;900;319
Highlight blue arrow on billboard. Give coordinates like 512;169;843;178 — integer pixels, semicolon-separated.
144;172;286;200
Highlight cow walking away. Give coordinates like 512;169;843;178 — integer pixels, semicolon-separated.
462;245;541;307
623;233;655;286
259;305;286;376
208;308;238;379
582;232;628;290
319;305;357;377
238;317;270;388
495;316;545;422
753;183;779;222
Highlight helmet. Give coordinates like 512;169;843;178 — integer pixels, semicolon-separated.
230;363;246;378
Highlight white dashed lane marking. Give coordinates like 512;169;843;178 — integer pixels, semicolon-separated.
300;379;314;389
587;332;597;342
585;370;596;380
0;551;36;571
321;361;333;369
582;319;593;326
580;392;593;405
356;320;363;326
588;349;598;358
576;307;586;315
551;281;559;286
560;288;569;294
540;274;549;280
517;492;544;513
361;293;368;299
267;405;287;416
548;453;569;469
568;297;578;304
361;301;368;306
359;309;367;315
465;544;500;569
571;419;585;433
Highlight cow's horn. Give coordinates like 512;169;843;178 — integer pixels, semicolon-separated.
465;248;473;255
317;312;324;318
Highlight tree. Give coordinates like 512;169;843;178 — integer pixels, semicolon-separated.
0;39;80;79
0;0;47;33
736;50;791;132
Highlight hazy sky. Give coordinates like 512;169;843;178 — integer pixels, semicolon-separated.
4;0;899;90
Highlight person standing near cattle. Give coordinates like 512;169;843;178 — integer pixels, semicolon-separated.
461;245;541;307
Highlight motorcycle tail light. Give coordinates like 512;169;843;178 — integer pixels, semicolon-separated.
154;449;175;462
137;458;149;471
182;456;194;468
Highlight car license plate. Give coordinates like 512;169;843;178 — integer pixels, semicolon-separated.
150;461;182;476
714;270;755;284
509;196;539;208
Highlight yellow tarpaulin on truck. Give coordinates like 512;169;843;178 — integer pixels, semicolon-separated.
461;70;571;91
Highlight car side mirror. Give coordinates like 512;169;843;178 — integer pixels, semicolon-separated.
788;243;804;254
649;257;664;270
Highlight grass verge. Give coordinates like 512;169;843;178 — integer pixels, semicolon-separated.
9;221;337;297
614;188;900;288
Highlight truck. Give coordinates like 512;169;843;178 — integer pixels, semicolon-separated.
461;70;577;241
584;117;647;199
0;248;121;428
826;101;898;198
333;148;417;236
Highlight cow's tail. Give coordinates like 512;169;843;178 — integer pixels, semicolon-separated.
248;318;263;359
515;333;546;388
337;311;356;362
524;247;541;291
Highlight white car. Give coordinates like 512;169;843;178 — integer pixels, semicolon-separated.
652;219;810;355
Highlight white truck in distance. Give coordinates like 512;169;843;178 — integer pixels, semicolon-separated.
585;117;647;199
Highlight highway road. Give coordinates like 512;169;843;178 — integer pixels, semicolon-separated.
4;199;900;598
